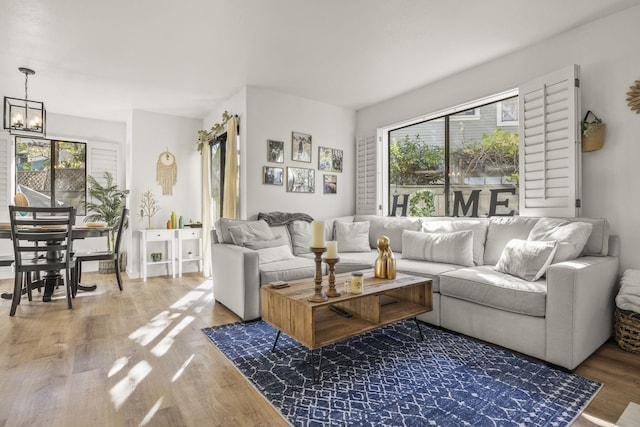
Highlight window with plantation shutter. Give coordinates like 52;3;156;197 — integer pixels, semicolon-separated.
356;134;377;215
87;141;121;189
518;65;581;217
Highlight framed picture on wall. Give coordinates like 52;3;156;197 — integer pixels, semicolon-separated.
263;166;284;185
318;146;343;172
267;139;284;163
286;167;315;193
323;174;337;194
291;131;312;162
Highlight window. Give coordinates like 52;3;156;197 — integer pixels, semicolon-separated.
209;133;226;222
15;137;87;214
388;96;519;217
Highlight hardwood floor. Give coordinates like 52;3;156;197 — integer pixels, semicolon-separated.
0;273;638;427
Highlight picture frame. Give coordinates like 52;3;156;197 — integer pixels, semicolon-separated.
318;146;343;172
286;167;315;193
263;166;284;185
267;139;284;163
323;174;337;194
291;131;312;163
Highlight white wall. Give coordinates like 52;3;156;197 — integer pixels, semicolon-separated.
244;86;356;220
129;110;203;279
356;6;640;272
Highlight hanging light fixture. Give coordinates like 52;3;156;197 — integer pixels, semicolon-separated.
3;67;46;136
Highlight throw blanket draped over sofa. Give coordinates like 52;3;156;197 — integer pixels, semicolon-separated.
212;214;619;370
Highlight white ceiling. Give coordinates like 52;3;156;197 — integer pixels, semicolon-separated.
1;0;639;122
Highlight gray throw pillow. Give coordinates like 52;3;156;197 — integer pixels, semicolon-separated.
228;220;274;246
334;221;371;252
287;220;312;255
495;239;557;281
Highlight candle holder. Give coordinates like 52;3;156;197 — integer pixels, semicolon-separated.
308;247;328;302
323;257;340;297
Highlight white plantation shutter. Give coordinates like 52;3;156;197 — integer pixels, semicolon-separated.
356;134;377;215
518;65;581;217
87;141;121;188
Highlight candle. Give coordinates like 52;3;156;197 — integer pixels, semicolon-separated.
326;241;338;258
311;220;325;248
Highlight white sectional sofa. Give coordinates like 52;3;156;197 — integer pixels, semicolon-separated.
211;214;619;370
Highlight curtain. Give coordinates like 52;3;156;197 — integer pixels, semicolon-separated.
222;116;239;219
200;142;212;277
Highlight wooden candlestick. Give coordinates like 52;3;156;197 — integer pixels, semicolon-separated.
308;247;328;302
323;257;340;297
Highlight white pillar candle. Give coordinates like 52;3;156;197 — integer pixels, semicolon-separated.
326;241;338;258
311;220;325;248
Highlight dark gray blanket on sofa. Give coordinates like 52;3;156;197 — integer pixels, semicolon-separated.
258;211;313;226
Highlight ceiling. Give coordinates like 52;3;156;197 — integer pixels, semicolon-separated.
1;0;639;122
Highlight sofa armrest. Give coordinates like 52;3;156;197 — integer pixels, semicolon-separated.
545;255;619;369
211;243;261;321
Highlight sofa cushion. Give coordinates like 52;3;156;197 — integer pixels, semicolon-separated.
483;217;540;265
216;218;261;244
355;215;422;252
243;233;290;250
569;217;609;256
329;250;376;274
255;245;296;264
495;239;557;281
395;258;460;293
528;218;593;263
402;230;474;267
421;219;488;266
325;216;354;240
288;220;312;255
335;221;371;252
259;257;322;285
440;266;547;317
228;220;274;246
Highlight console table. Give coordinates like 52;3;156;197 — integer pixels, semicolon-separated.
139;228;203;281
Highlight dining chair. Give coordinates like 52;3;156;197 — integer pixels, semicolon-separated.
74;207;128;294
8;205;76;316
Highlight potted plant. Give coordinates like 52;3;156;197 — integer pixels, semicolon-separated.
582;111;606;152
85;171;129;272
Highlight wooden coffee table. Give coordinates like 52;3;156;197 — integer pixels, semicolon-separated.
261;270;432;380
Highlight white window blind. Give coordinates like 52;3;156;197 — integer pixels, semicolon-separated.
87;141;121;187
356;134;377;215
518;65;581;218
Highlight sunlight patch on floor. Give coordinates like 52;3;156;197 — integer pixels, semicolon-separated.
108;356;130;378
139;396;164;427
151;315;195;357
128;310;181;346
110;360;152;410
172;354;195;382
170;291;204;311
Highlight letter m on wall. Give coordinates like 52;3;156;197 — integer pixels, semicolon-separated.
518;65;581;218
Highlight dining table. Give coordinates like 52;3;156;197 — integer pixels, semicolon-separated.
0;224;111;301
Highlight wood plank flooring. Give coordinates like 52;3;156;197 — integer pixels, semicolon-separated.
0;273;638;426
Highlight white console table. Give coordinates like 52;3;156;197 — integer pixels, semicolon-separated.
139;229;175;281
139;228;203;281
176;228;203;277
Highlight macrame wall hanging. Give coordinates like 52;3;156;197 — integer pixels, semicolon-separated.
157;150;177;195
627;80;640;114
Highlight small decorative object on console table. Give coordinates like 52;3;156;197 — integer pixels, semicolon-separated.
138;190;160;229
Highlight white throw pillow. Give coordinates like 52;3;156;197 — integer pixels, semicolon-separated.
243;233;290;250
228;220;274;246
495;239;557;281
401;230;474;267
421;220;488;266
527;218;593;263
256;245;296;264
334;221;371;252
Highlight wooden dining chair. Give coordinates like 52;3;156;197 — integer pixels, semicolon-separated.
8;205;76;316
74;207;128;294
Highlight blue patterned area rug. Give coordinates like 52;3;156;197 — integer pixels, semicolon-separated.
202;320;601;426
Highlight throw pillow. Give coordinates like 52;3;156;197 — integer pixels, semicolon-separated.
243;233;290;250
228;220;274;246
334;221;371;252
401;230;474;267
287;220;312;255
495;239;557;281
255;245;296;264
421;220;488;266
527;218;593;263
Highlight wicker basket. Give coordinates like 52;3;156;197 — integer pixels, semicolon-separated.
582;123;606;152
614;307;640;353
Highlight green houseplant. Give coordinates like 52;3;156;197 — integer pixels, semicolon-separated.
85;171;129;253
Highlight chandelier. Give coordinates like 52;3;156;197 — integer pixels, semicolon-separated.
3;67;46;136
